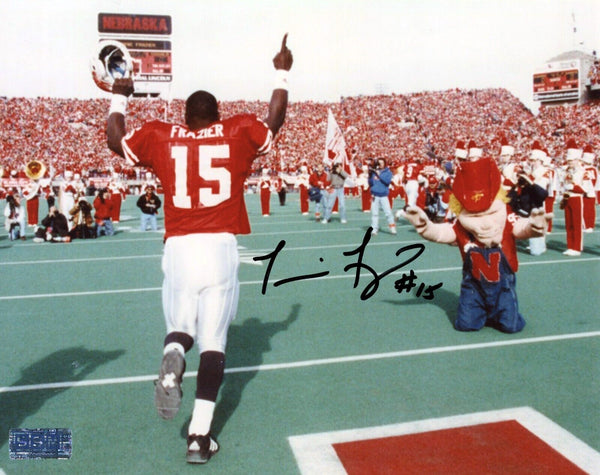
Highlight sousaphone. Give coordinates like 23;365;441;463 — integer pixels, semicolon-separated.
25;160;47;180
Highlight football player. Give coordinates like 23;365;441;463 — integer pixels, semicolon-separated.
106;34;293;464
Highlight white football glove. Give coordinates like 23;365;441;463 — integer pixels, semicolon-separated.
529;208;553;235
405;206;430;231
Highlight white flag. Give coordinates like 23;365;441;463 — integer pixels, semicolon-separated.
324;109;356;176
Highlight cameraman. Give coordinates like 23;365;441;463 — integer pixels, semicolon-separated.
69;196;96;239
33;205;70;242
4;194;26;241
368;158;397;235
322;161;349;224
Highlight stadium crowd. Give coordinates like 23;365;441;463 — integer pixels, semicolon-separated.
587;58;600;86
1;88;599;245
2;88;599;177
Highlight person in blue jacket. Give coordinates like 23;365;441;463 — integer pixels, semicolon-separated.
368;158;397;235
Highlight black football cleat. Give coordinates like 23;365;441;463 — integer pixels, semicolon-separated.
186;434;220;464
154;350;185;419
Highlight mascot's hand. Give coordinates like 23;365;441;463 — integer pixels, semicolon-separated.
529;208;552;235
405;206;429;231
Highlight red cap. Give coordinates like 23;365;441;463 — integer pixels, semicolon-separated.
500;135;515;156
530;140;547;160
455;140;468;159
468;140;482;159
566;138;583;161
582;144;595;163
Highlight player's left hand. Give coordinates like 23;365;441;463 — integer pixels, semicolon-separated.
113;77;135;97
273;33;293;71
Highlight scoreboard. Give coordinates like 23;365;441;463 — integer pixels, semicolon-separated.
533;59;580;102
118;39;172;82
97;13;172;95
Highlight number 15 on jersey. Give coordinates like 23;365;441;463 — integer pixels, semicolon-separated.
170;144;232;209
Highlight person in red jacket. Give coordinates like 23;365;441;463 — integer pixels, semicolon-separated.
308;163;330;221
93;188;114;237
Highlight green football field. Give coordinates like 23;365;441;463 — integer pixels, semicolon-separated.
0;192;598;474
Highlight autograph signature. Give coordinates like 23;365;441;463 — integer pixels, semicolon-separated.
253;227;443;301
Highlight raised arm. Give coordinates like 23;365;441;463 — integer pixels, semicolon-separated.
106;78;135;157
405;206;457;244
265;34;293;136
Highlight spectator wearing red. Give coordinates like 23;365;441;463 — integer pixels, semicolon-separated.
257;169;272;217
93;188;115;237
309;163;330;221
416;175;449;223
403;156;424;208
295;165;310;215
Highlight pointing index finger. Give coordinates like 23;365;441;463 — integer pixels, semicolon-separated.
281;33;288;52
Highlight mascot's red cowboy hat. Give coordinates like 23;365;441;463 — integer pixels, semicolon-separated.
452;157;502;213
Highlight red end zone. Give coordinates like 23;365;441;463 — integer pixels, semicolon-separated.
288;407;600;474
333;420;584;474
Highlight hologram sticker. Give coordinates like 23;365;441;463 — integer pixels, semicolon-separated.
9;428;72;459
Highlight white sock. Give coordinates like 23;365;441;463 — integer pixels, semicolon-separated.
163;342;185;356
188;399;215;436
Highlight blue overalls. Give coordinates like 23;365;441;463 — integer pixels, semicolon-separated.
455;245;525;333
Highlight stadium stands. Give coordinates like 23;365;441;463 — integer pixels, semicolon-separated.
1;89;599;180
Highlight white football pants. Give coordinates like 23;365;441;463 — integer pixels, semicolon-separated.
404;180;420;207
162;233;239;353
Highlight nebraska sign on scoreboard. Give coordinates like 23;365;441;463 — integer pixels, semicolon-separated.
98;13;172;92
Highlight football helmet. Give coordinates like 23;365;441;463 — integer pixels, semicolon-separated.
90;40;133;92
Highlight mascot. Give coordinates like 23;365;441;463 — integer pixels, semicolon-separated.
405;157;551;333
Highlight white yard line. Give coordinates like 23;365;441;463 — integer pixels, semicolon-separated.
1;331;598;394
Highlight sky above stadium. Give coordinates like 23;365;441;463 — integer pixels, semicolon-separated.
1;0;598;113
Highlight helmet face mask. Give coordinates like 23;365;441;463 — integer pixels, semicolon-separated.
90;40;133;92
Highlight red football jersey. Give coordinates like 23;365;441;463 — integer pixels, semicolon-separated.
122;114;272;238
403;162;423;181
